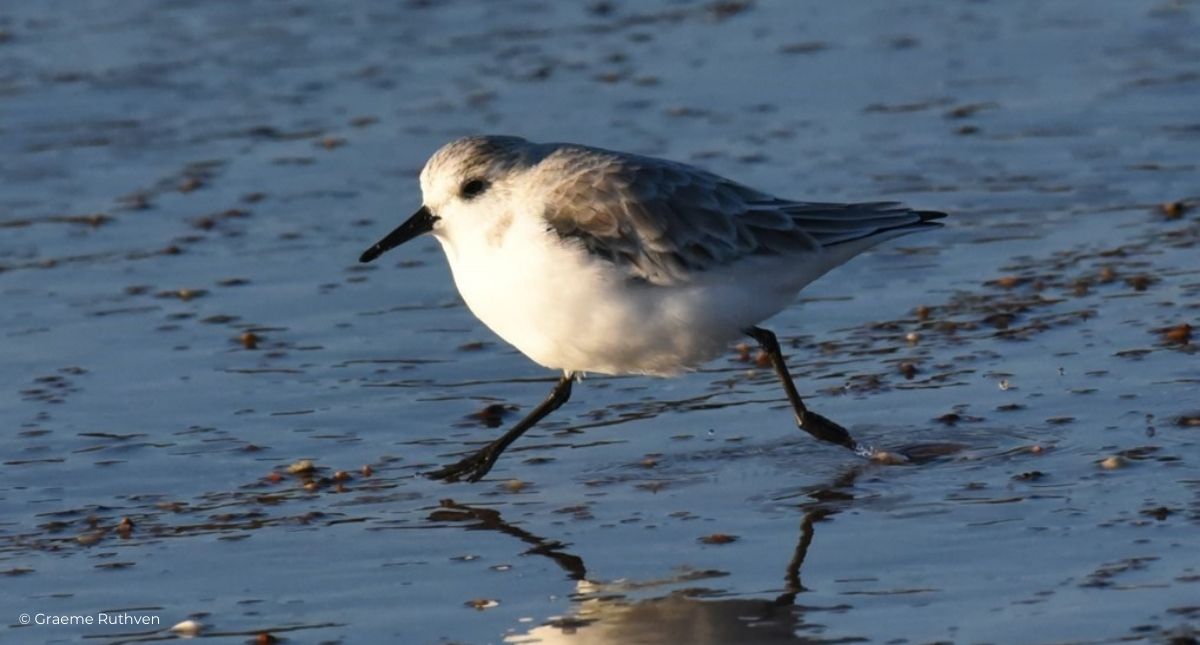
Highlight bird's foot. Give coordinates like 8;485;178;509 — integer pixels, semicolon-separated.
426;449;498;483
797;410;859;452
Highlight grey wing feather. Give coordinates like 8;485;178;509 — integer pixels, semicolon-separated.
541;147;945;285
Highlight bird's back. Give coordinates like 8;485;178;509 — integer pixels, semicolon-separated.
530;143;945;286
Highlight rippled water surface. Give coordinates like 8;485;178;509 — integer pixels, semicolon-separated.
2;1;1198;643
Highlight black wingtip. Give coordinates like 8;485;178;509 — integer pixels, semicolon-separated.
916;210;948;224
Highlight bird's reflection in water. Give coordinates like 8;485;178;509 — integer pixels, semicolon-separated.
429;499;588;581
430;458;910;645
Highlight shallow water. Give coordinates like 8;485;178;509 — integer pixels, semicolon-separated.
2;1;1198;643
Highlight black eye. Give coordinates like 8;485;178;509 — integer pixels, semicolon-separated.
460;178;489;199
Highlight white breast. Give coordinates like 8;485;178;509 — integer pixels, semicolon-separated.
436;215;808;376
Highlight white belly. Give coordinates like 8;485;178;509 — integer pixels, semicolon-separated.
437;224;807;376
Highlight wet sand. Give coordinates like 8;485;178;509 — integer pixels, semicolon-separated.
2;1;1198;643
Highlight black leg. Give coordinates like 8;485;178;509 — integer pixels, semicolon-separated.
745;326;858;451
427;373;576;483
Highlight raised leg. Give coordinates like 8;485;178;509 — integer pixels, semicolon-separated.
745;326;858;451
427;372;576;483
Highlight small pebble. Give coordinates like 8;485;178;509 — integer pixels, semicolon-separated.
287;459;316;474
870;450;909;465
1125;274;1154;291
76;532;103;546
473;403;511;427
1162;323;1192;345
318;136;345;150
1100;455;1125;470
733;342;752;361
501;479;529;492
169;619;203;636
1141;506;1173;520
1159;201;1188;219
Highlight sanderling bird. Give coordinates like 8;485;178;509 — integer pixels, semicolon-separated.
361;135;945;482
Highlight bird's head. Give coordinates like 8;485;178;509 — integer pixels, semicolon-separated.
359;135;539;263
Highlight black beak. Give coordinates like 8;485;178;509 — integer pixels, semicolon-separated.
359;206;438;263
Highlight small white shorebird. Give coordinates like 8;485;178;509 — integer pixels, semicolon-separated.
361;136;945;482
